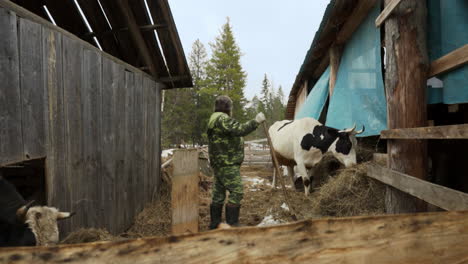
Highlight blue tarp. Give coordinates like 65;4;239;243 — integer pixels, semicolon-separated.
325;3;387;137
295;67;330;120
427;0;468;104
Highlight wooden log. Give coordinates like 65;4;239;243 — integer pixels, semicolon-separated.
1;211;468;263
429;44;468;77
375;0;404;27
384;0;429;214
171;149;199;235
381;124;468;139
367;164;468;211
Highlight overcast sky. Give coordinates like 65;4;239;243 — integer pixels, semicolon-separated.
168;0;329;100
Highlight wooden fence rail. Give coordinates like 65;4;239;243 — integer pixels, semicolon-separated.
367;164;468;211
381;124;468;139
1;211;468;263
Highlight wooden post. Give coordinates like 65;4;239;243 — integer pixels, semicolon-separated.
171;149;199;235
384;0;429;213
328;45;342;96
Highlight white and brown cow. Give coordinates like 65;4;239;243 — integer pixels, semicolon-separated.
269;117;364;196
0;176;74;247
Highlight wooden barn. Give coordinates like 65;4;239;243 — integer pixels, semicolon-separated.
286;0;468;213
0;0;192;235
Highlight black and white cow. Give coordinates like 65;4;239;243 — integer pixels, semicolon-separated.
0;176;74;247
269;117;364;196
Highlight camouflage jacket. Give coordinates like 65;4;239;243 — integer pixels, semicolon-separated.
207;112;259;169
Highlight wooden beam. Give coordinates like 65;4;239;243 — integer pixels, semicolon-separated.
367;164;468;211
328;45;342;96
375;0;404;27
312;52;329;79
83;24;167;39
384;0;429;214
336;0;378;45
171;149;199;235
381;124;468;139
1;211;468;263
0;0;155;80
429;44;468;77
115;0;159;78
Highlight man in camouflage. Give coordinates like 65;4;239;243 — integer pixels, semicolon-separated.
207;95;265;229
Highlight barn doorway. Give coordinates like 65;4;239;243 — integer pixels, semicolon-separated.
0;158;46;205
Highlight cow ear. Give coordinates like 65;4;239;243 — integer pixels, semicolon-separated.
57;211;75;221
16;200;35;222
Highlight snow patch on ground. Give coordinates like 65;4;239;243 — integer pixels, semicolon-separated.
161;149;174;158
257;215;283;227
280;203;290;211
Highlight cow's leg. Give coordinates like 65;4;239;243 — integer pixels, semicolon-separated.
287;166;295;186
295;162;310;196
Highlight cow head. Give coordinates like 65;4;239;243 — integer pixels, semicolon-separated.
328;124;365;167
17;203;74;246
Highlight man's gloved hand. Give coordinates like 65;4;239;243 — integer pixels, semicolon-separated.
255;112;266;124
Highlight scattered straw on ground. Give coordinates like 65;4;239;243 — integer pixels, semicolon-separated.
311;162;385;217
126;181;172;238
62;146;385;243
61;228;117;244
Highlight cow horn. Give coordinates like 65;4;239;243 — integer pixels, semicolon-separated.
16;200;35;222
338;123;356;133
355;125;365;135
57;211;75;221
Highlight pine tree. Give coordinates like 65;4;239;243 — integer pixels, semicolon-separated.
204;18;247;121
189;39;212;145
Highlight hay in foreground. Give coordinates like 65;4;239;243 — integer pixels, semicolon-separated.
61;228;116;244
311;162;385;217
126;181;172;237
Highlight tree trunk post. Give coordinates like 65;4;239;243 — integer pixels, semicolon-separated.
384;0;429;213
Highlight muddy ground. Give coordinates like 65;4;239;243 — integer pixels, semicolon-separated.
62;149;385;244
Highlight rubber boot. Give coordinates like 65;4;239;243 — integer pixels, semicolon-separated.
209;203;223;230
225;203;241;227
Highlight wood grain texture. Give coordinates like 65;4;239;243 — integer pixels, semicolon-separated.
375;0;403;27
62;36;84;231
81;48;103;228
367;164;468;211
171;149;199;235
429;44;468;77
43;28;70;235
384;0;429;214
381;124;468;139
133;73;145;216
101;56;117;232
1;211;468;263
19;18;46;160
336;0;378;45
123;70;135;228
0;7;23;166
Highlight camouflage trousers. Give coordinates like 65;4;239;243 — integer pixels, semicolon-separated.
211;165;243;205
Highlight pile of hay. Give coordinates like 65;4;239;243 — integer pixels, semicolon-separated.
61;228;116;244
126;181;172;237
311;162;385;217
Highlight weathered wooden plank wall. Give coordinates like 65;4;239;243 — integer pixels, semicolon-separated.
0;8;22;166
19;18;45;160
0;8;162;236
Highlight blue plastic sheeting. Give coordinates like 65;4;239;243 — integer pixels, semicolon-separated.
427;0;468;104
295;67;330;120
325;4;387;137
